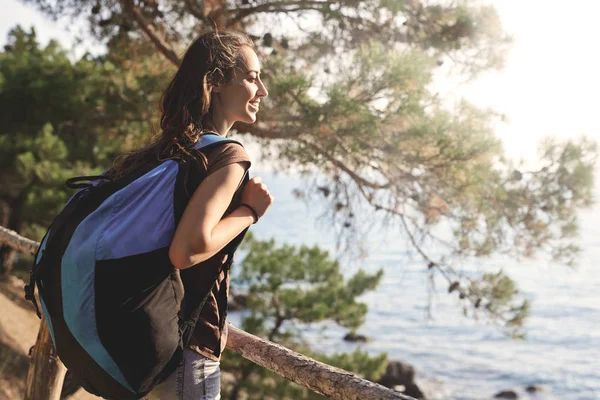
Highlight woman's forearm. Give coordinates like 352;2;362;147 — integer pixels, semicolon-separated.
177;206;255;269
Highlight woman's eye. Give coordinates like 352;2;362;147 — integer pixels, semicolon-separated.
248;77;258;82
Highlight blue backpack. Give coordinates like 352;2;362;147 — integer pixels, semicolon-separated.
25;134;249;399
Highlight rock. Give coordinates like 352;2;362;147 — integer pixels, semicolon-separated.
525;385;542;393
494;390;518;399
377;361;425;399
343;332;370;342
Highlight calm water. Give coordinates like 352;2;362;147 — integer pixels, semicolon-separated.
229;170;600;400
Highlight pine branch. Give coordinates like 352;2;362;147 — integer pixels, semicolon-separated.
122;0;181;66
183;0;210;25
299;138;392;190
228;0;332;26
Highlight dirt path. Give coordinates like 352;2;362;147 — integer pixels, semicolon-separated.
0;277;97;400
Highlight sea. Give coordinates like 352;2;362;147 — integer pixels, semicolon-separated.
227;170;600;400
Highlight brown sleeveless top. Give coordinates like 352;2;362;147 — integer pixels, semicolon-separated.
179;142;250;361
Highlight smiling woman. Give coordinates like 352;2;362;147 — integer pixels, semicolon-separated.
21;29;275;400
117;30;274;400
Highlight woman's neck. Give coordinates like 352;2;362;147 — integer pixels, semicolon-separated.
202;109;232;137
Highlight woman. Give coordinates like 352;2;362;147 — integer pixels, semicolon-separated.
108;30;272;399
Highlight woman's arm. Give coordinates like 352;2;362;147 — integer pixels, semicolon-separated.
169;162;254;270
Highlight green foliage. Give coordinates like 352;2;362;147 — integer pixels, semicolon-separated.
1;1;595;396
6;0;598;336
0;27;94;230
447;269;530;338
0;26;172;245
222;233;388;399
236;233;384;334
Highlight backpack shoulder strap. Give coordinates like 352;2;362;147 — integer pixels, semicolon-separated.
193;133;242;152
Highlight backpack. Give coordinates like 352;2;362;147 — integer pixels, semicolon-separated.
24;133;249;399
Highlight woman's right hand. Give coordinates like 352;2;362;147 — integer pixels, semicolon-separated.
240;176;274;220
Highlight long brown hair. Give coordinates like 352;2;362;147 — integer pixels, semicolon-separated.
108;30;254;179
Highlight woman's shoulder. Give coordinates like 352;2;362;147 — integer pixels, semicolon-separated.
204;141;251;174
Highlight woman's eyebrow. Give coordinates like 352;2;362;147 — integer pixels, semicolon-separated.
246;69;261;75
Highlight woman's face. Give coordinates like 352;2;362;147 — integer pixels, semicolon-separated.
213;46;268;125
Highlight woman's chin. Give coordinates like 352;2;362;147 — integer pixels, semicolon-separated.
243;112;257;123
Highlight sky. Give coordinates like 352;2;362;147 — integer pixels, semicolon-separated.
455;0;600;164
1;0;599;165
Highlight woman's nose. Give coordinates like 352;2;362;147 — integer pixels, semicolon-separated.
257;80;268;98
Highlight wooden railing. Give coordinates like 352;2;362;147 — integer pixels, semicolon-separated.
0;225;414;400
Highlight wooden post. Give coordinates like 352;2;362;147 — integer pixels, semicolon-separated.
0;226;67;400
24;319;67;400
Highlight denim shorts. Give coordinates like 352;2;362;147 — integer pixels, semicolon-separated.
146;348;221;400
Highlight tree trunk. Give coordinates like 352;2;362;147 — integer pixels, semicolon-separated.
0;200;9;232
24;318;67;400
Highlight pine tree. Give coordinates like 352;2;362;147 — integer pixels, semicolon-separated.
0;26;171;277
9;1;598;332
221;233;388;399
